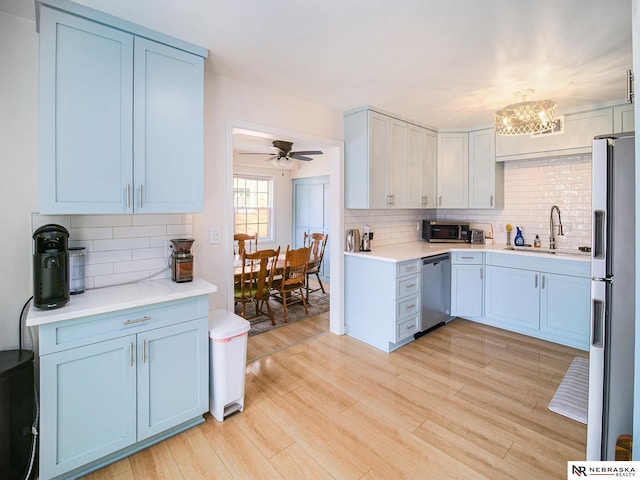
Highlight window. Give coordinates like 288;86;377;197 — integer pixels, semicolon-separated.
233;175;273;240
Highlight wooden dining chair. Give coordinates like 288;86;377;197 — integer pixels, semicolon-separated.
234;247;280;325
271;246;310;323
303;232;328;301
234;233;258;258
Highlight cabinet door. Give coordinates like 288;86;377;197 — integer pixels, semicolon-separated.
540;273;590;348
437;133;468;208
40;336;137;479
469;128;497;208
39;7;134;214
484;266;539;328
365;111;390;208
137;319;208;440
420;129;438;208
134;38;204;213
388;118;408;207
451;265;483;317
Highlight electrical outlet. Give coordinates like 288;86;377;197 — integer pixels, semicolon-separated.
209;227;221;244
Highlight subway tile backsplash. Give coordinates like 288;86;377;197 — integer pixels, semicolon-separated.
345;154;592;252
31;213;192;289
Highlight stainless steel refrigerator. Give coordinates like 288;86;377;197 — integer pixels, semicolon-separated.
587;132;635;460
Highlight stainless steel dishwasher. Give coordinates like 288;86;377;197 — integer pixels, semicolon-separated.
416;253;452;338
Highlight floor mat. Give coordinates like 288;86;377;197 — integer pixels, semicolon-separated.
548;356;589;424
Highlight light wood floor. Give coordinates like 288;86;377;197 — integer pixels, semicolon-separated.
82;317;586;480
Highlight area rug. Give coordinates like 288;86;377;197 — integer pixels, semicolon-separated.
548;356;589;424
235;293;330;337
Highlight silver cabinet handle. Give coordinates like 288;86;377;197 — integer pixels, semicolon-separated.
129;342;134;367
139;184;143;209
438;195;442;206
542;275;546;289
461;256;474;260
405;324;414;331
126;184;131;209
406;283;416;289
123;316;152;326
490;195;494;207
534;274;538;288
406;304;416;310
142;340;147;363
480;267;483;280
628;69;634;103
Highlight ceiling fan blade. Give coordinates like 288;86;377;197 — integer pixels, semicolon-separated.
289;150;323;156
238;152;274;155
263;155;278;161
289;154;314;161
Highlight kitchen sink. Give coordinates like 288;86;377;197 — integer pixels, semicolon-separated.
503;246;590;257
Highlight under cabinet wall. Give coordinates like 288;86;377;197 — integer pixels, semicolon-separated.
32;213;192;289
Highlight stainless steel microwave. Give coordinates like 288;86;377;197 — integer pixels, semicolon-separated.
422;221;470;243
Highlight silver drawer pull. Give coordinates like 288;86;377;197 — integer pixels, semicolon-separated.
142;340;147;363
129;342;134;367
461;256;474;259
406;283;415;289
406;304;416;310
123;316;152;326
406;325;413;330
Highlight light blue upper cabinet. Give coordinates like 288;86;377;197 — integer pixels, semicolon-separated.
37;1;206;214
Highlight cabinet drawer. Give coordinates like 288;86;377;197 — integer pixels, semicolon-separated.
39;296;209;355
395;314;420;342
396;274;420;298
396;294;420;319
396;260;420;277
451;252;483;264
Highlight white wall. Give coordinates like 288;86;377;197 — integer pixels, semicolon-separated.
0;12;39;350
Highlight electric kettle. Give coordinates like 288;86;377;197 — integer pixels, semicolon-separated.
345;229;361;252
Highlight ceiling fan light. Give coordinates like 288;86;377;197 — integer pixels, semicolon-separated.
271;157;297;169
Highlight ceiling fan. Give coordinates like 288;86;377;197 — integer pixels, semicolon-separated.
239;140;323;168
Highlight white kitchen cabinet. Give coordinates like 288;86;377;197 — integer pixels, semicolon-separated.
437;132;468;208
38;2;206;214
414;126;438;208
496;107;614;161
468;128;503;209
38;297;209;480
450;252;484;317
344;107;437;209
613;104;635;133
344;255;420;352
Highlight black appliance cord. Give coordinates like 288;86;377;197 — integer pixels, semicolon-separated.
18;296;33;350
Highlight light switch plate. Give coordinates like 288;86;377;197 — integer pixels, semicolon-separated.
209;227;221;244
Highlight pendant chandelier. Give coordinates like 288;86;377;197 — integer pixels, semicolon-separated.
495;89;558;136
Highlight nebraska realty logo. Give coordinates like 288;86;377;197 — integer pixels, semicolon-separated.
569;462;639;478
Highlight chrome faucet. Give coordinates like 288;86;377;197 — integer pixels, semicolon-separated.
549;205;564;249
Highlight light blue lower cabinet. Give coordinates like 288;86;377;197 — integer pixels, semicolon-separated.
450;264;483;317
484;265;540;329
38;300;209;480
539;272;590;348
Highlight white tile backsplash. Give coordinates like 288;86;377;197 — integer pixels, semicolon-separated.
345;154;592;252
32;214;190;289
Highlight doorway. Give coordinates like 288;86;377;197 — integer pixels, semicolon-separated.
227;120;343;341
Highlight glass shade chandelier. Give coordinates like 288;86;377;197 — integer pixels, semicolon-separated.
495;89;558;136
271;157;297;169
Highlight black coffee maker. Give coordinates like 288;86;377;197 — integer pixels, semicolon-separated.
33;224;70;309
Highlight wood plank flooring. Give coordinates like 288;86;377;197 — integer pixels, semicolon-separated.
82;317;586;480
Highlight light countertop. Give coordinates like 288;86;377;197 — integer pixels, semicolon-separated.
344;241;591;263
26;278;217;327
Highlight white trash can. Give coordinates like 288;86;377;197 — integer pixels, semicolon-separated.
208;309;250;422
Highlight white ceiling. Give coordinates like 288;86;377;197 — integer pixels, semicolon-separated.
3;0;633;144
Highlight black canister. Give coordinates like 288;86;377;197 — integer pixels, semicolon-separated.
33;224;70;309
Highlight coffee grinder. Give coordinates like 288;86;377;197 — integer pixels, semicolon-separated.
170;238;194;283
33;224;70;309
